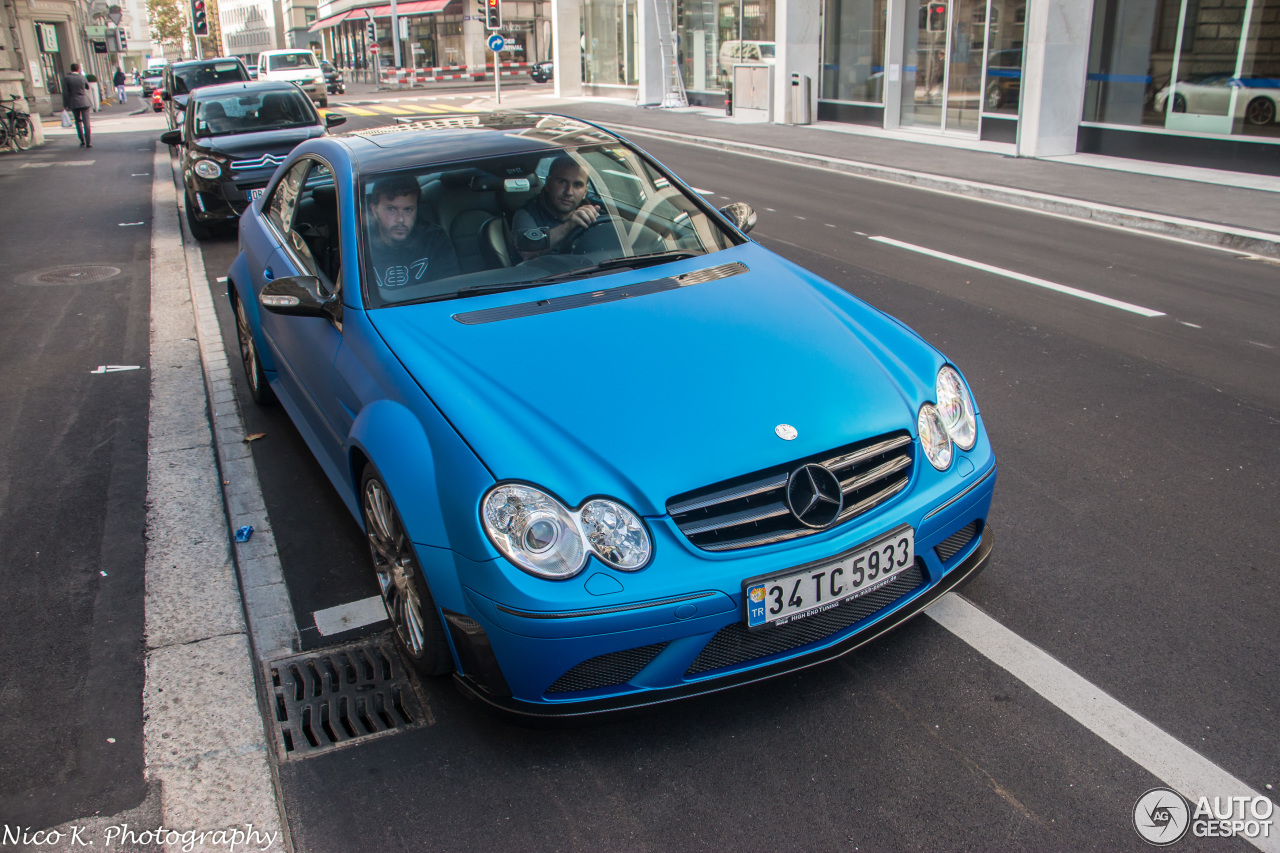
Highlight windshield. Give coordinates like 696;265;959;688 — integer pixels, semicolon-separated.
360;144;741;308
173;62;246;94
266;53;318;71
192;89;316;137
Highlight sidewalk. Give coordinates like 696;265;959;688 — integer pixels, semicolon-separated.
372;80;1280;257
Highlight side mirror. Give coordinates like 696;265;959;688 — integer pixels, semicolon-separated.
718;202;758;235
324;113;347;128
160;129;182;146
259;276;335;318
161;91;171;101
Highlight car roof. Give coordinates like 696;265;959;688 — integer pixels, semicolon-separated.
190;80;306;99
331;113;622;174
171;57;244;70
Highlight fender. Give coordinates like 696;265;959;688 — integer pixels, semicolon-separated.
227;253;278;375
347;398;495;563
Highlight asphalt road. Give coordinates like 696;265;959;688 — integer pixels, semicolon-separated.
192;99;1277;851
0;127;153;827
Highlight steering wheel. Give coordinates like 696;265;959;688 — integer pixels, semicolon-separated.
563;198;621;255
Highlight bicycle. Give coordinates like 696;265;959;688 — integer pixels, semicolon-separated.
0;94;34;152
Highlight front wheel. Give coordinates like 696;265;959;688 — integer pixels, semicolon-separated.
1245;97;1276;126
12;116;33;150
184;190;212;241
233;291;275;405
362;468;453;677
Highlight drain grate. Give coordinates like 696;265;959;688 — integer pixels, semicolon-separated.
265;635;431;760
31;265;122;285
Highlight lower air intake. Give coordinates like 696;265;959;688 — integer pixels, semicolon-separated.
546;643;668;694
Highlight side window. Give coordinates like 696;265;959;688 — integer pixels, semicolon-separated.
287;162;342;291
266;160;308;235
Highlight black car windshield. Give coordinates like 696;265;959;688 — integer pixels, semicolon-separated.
360;144;741;307
173;62;246;94
192;90;315;137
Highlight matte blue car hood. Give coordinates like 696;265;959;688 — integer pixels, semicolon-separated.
369;246;940;517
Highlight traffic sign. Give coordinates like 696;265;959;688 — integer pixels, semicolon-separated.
368;42;380;53
487;33;505;52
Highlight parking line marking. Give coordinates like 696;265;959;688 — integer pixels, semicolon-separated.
313;596;388;637
870;236;1166;317
929;594;1279;853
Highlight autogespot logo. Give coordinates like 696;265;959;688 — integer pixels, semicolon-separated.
1134;788;1191;846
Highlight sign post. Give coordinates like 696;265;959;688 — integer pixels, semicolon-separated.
487;32;504;104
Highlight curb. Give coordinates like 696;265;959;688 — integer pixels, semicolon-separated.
602;122;1280;260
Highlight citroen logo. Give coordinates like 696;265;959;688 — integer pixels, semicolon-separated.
786;464;844;529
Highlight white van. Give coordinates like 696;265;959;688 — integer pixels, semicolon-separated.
256;50;327;106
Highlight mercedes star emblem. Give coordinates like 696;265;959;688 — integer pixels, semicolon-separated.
775;424;798;441
786;464;844;529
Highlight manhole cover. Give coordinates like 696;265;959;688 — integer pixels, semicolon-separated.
265;635;432;760
31;265;122;285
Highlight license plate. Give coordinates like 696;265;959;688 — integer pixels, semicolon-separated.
248;188;265;201
744;527;914;630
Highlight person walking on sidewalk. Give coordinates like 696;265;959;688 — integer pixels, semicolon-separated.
62;63;93;148
114;67;127;104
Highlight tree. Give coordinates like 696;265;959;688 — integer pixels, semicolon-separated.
148;0;187;48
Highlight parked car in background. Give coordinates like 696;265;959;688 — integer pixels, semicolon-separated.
225;112;996;717
1154;73;1279;126
248;64;259;79
141;69;165;97
321;60;345;95
161;57;252;129
159;80;346;240
529;60;553;84
150;87;164;112
256;49;327;106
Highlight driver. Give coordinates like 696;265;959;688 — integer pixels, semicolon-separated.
367;175;460;291
511;156;602;259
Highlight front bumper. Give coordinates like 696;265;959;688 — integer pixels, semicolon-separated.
187;169;273;222
450;467;995;717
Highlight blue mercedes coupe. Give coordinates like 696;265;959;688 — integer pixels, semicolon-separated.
228;113;995;716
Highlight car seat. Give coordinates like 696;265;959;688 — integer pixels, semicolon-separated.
433;170;509;273
201;101;229;133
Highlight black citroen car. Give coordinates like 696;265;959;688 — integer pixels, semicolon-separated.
160;80;345;240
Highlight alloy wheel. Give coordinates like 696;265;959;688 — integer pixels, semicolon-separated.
364;477;427;658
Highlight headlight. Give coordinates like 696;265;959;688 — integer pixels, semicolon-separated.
580;499;651;570
481;484;652;579
918;404;953;471
194;159;222;180
935;366;977;450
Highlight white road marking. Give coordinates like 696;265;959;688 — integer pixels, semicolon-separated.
1181;321;1203;328
1248;341;1274;349
691;187;714;195
119;222;145;226
870;236;1166;318
313;596;388;636
929;595;1279;853
91;365;142;373
216;276;228;283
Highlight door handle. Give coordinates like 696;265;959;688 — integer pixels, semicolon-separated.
264;267;274;281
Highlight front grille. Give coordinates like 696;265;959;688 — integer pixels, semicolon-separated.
668;432;914;551
545;643;668;694
935;521;980;562
685;563;924;675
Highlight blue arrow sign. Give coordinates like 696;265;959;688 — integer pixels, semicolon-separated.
487;33;506;52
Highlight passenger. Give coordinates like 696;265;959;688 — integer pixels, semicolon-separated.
366;175;460;291
511;155;602;259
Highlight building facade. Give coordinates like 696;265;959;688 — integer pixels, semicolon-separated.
561;0;1280;174
219;0;281;62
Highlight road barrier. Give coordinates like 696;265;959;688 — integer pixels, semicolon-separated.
379;61;532;87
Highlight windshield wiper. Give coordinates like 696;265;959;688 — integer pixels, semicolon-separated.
527;250;703;285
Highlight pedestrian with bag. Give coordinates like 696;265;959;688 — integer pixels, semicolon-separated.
62;63;93;147
113;67;127;104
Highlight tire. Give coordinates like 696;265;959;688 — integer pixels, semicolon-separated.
1172;93;1187;113
12;116;33;150
0;121;9;151
1245;97;1275;127
233;290;275;405
318;96;328;108
361;467;453;677
184;190;212;241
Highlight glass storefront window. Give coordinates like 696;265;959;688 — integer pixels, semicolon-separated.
982;0;1023;113
678;0;774;92
583;0;639;86
1083;0;1280;138
820;0;887;103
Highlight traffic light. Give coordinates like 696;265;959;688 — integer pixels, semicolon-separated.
191;0;208;36
365;18;376;44
927;2;947;32
486;0;501;30
117;27;128;50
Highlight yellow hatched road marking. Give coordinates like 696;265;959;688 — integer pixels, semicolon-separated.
369;104;419;114
334;106;378;116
